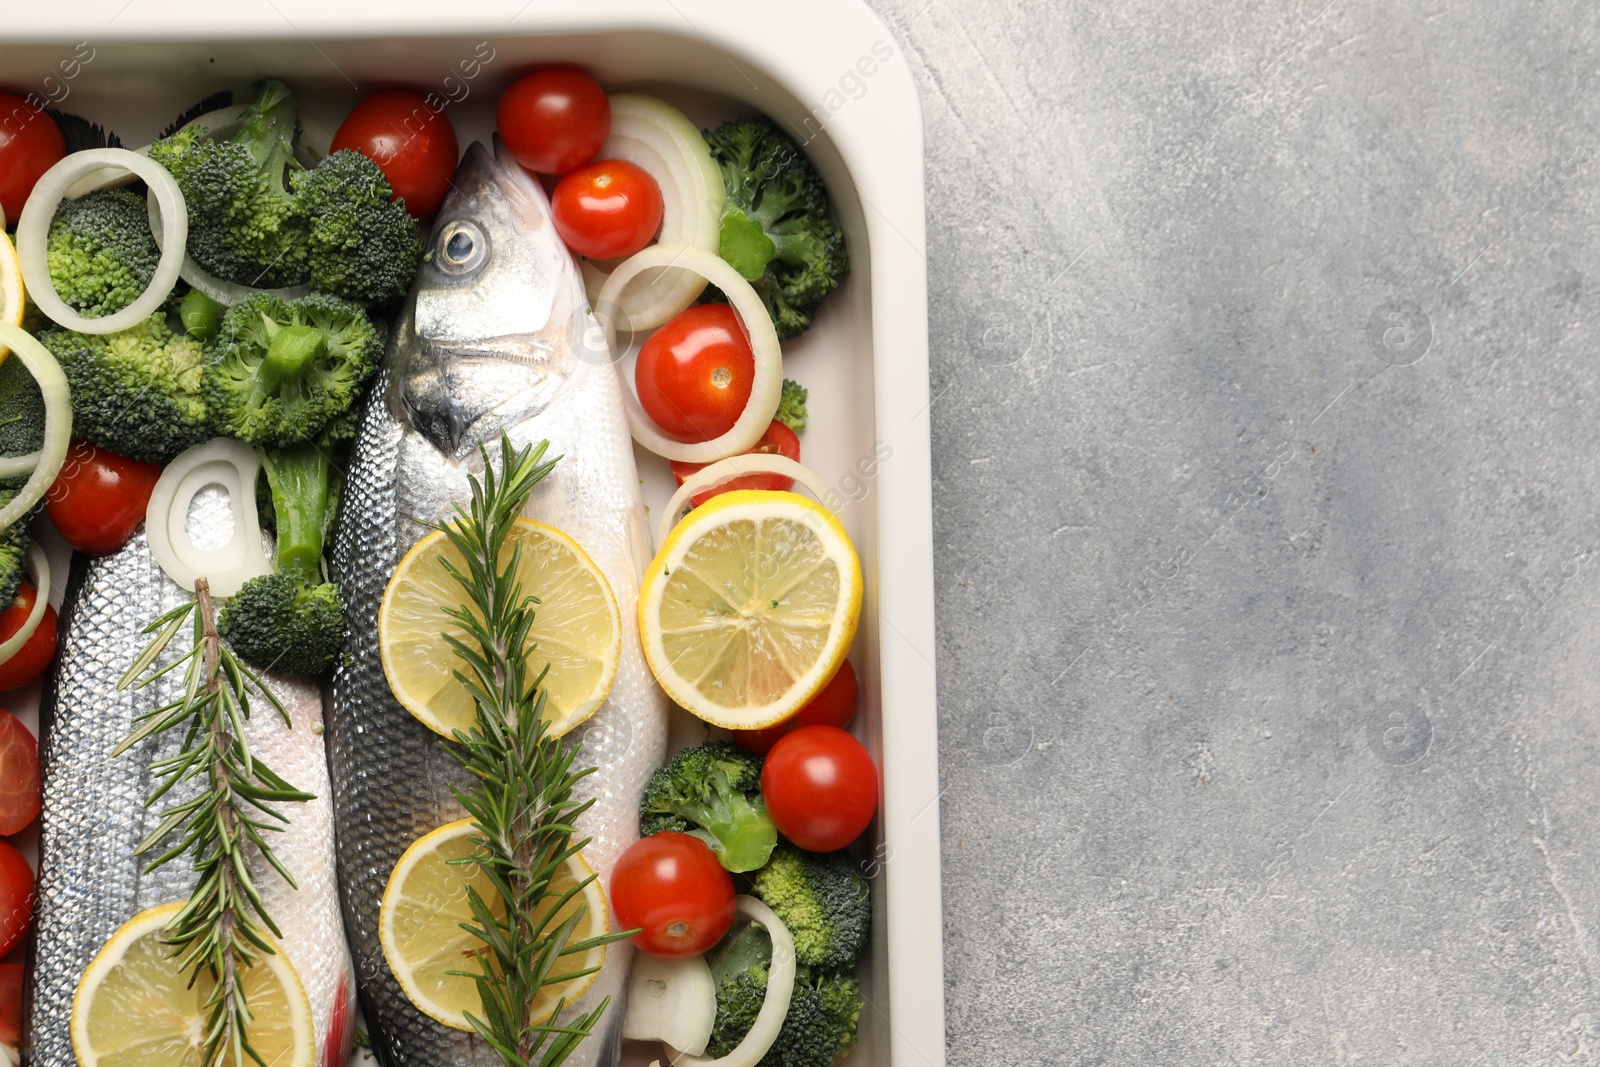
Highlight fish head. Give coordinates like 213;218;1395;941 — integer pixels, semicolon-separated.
391;138;609;458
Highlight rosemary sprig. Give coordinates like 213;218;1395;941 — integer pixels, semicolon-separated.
115;577;314;1067
433;435;632;1065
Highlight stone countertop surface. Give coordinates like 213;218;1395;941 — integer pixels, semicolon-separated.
866;0;1600;1062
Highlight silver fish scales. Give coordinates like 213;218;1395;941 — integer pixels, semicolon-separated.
326;139;669;1066
27;514;356;1065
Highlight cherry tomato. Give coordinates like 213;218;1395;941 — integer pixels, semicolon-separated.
0;584;57;692
497;68;610;175
671;421;801;507
610;832;735;958
0;841;33;958
636;305;755;441
0;710;39;837
0;94;65;224
762;725;878;852
552;159;663;260
0;962;19;1051
46;440;162;557
734;661;858;756
331;90;460;218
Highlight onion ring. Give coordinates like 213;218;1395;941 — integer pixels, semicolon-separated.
145;439;271;597
581;94;725;329
0;542;51;669
0;324;72;532
16;148;187;335
0;452;40;480
665;896;796;1067
657;455;836;549
145;193;311;306
596;244;781;463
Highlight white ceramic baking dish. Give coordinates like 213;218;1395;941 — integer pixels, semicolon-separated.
0;2;940;1063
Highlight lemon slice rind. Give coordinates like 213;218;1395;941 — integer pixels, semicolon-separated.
379;518;622;741
0;230;25;362
639;490;863;731
379;818;609;1031
70;901;314;1067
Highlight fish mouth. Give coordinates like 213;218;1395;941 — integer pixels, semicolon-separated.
397;335;578;458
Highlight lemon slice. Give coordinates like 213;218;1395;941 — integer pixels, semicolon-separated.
379;818;609;1030
71;901;314;1067
640;489;863;730
380;518;621;739
0;230;25;362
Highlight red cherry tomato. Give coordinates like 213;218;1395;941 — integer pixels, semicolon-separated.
636;305;755;442
762;725;878;852
0;962;20;1050
0;584;57;693
331;90;460;219
0;841;33;958
671;421;800;507
0;710;39;836
610;832;735;958
551;159;663;260
46;440;161;557
497;68;610;175
0;94;65;224
734;661;858;756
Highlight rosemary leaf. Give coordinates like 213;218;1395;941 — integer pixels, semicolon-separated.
429;435;632;1066
116;577;313;1067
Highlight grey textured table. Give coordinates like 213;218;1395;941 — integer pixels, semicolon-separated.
866;0;1600;1063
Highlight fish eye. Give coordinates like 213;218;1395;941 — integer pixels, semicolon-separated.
435;220;488;275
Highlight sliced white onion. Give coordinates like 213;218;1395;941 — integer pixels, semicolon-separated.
581;94;725;329
144;192;311;306
164;104;251;144
16;148;187;335
0;324;72;532
597;244;781;463
61;144;151;200
0;543;51;669
623;951;717;1055
666;896;796;1067
296;113;335;164
0;453;39;480
145;439;271;597
657;455;835;549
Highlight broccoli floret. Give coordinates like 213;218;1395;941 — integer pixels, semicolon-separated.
45;188;160;319
0;487;29;608
705;922;864;1066
148;79;310;289
294;149;424;307
218;443;346;675
747;845;869;971
0;354;46;458
776;378;808;432
704;118;848;341
40;312;208;464
220;568;346;675
706;921;772;1055
640;741;778;872
205;291;380;448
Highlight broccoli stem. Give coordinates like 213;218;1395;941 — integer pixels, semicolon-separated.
235;78;300;184
720;207;778;282
179;290;224;342
260;442;331;583
683;794;779;874
259;325;326;392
